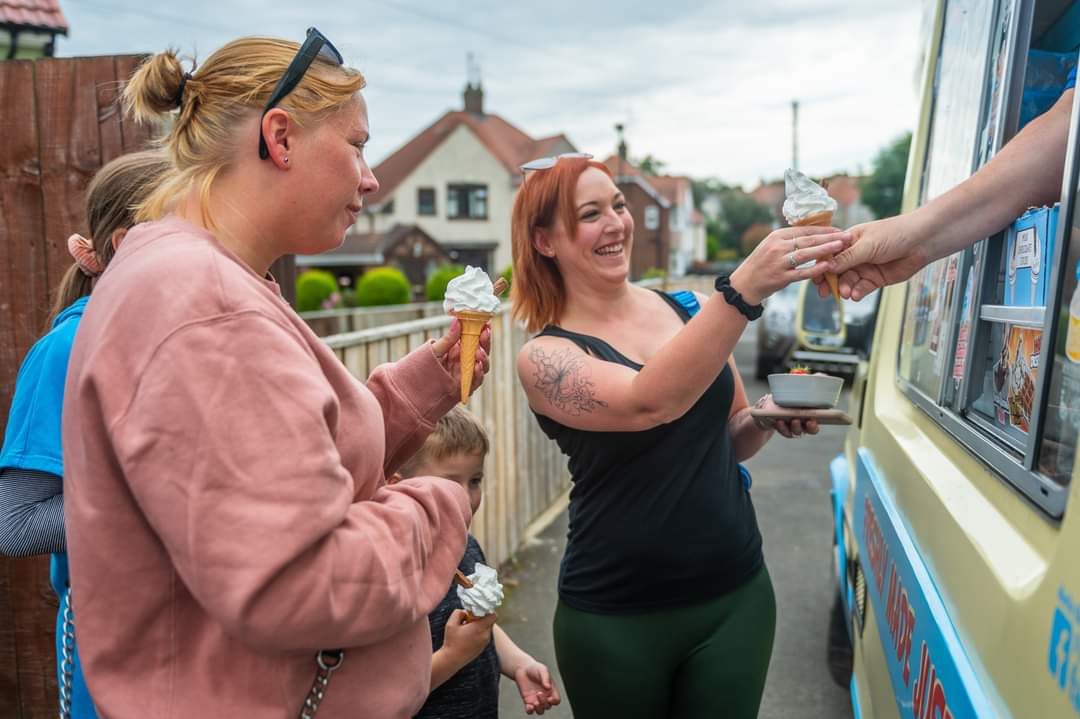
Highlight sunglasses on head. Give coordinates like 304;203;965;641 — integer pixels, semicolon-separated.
520;152;593;173
258;27;345;160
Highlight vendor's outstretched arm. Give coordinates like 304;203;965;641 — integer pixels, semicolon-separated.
831;88;1074;300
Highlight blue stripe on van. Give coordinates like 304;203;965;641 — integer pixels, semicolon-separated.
853;448;999;719
851;674;863;719
830;453;851;620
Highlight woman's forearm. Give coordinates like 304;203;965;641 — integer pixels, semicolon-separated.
729;408;773;462
919;89;1073;261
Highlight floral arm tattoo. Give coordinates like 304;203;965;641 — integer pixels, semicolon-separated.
528;346;609;415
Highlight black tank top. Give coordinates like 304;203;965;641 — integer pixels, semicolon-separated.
535;292;763;613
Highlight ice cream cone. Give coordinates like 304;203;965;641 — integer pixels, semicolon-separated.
793;211;840;301
451;309;494;402
463;610;494;623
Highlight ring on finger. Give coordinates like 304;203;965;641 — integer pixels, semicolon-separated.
787;251;799;268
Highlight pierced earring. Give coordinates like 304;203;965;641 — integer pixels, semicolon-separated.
283;156;290;164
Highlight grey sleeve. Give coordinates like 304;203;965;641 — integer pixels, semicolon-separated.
0;467;65;556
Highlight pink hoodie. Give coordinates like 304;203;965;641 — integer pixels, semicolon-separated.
62;216;471;718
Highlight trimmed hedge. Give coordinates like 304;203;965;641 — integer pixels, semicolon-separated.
356;267;411;306
296;270;340;312
426;264;466;302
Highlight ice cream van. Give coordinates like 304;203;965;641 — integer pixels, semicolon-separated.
827;1;1080;717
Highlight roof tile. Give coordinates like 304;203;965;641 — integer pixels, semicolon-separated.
0;0;68;32
369;111;573;207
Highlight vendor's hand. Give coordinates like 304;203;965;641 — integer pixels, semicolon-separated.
431;319;493;396
729;226;853;305
442;609;497;666
819;215;931;301
513;660;561;715
752;395;820;438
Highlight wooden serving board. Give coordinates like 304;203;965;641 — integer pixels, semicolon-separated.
749;408;853;426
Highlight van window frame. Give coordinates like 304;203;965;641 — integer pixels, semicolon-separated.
896;0;1075;517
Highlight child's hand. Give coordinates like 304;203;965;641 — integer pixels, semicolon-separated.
442;609;496;666
513;661;561;715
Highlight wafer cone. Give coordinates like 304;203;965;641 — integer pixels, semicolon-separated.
463;610;494;623
451;310;493;402
793;210;840;301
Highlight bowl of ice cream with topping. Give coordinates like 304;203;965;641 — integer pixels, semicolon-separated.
768;367;843;409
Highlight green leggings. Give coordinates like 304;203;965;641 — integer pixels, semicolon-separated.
553;565;776;719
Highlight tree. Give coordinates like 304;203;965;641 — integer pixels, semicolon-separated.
860;132;912;220
691;177;730;209
719;191;774;256
636;154;667;175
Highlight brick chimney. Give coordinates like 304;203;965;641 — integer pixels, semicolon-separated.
464;82;484;115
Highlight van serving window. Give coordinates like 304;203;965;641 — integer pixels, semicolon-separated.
896;0;1077;516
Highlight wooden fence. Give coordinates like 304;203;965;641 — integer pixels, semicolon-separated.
323;275;716;569
0;54;157;718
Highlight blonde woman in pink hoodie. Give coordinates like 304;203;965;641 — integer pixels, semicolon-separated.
61;29;489;718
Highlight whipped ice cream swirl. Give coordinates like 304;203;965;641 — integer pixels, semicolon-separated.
456;563;504;618
782;168;838;224
444;266;500;313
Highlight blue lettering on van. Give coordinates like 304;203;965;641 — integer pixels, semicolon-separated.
853;449;996;718
1048;586;1080;713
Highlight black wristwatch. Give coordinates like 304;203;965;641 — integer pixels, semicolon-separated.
714;274;763;320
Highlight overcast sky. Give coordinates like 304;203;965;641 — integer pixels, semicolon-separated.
58;0;929;188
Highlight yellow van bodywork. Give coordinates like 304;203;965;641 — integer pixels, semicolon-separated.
838;2;1080;717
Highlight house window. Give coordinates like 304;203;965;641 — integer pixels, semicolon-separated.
381;200;395;215
447;184;488;220
644;205;660;230
669;208;680;231
418;188;436;216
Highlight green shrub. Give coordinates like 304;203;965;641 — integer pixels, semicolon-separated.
356;267;411;306
499;265;512;296
643;267;667;280
296;270;339;312
426;264;465;302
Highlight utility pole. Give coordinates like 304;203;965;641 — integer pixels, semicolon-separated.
791;99;799;171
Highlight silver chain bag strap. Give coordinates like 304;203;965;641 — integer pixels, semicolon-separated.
58;587;76;719
298;649;344;718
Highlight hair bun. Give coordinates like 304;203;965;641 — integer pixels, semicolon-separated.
123;50;187;123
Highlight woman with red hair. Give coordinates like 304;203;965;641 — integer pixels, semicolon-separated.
512;156;851;718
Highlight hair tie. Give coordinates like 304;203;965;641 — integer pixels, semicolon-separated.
67;233;104;277
176;71;192;106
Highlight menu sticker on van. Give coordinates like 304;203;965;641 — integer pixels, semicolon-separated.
855;454;995;718
1048;585;1080;714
